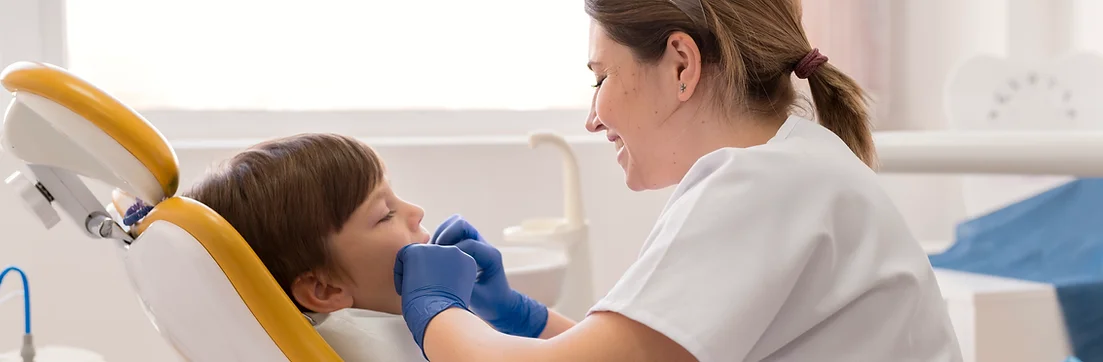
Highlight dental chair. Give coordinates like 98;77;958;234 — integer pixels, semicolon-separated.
0;61;343;361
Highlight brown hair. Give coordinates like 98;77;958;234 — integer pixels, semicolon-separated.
585;0;877;167
183;133;385;312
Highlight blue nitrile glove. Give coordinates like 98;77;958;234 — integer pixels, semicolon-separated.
393;243;477;352
432;215;549;338
432;214;486;244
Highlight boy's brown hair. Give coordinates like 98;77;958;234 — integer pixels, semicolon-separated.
183;133;385;312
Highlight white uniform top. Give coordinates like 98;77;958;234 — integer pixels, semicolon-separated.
590;116;963;362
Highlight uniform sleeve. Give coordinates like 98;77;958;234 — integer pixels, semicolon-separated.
589;152;830;362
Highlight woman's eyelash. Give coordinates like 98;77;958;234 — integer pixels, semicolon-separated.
380;210;396;222
592;77;606;88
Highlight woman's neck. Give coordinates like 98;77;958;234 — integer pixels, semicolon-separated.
661;110;786;183
684;109;784;153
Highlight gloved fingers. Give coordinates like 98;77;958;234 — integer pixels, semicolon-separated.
393;243;481;355
434;216;484;246
430;214;463;244
431;214;470;245
393;244;414;294
454;238;503;274
393;243;480;295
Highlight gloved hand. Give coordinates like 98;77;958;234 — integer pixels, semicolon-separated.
431;214;486;244
432;215;549;338
393;243;477;352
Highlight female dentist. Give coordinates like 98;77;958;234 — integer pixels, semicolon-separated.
393;0;964;360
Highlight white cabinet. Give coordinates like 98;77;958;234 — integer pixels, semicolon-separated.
935;268;1072;362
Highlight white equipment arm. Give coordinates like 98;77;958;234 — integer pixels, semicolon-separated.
875;130;1103;177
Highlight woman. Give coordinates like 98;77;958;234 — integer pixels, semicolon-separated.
394;0;963;360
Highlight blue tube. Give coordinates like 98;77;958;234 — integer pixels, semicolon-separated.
0;266;30;334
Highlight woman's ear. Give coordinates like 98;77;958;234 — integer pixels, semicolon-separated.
666;31;703;102
291;271;353;313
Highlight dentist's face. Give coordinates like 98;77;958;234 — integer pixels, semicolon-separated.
585;22;687;191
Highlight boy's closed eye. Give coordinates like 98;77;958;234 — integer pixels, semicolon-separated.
379;210;396;224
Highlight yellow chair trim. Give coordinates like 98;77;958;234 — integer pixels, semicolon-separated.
136;197;342;361
0;61;179;198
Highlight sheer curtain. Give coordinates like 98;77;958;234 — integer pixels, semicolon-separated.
800;0;892;124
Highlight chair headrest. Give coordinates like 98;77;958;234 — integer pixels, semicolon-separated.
134;196;342;360
3;61;341;360
1;61;179;200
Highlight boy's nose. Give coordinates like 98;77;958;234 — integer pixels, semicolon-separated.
408;205;426;231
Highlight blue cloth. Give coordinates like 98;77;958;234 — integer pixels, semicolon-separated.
929;178;1103;362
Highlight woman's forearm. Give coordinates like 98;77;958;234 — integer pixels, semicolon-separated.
422;308;697;362
538;309;576;339
424;308;550;362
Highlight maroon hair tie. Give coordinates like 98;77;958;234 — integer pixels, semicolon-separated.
794;48;828;79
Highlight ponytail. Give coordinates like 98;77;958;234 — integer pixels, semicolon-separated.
806;63;877;168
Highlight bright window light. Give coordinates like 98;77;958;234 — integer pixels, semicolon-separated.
65;1;596;111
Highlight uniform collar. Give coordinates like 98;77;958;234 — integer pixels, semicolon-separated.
767;115;804;144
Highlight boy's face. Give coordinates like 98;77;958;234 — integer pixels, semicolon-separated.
292;178;431;315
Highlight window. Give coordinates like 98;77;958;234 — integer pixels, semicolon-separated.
64;1;596;111
54;0;897;139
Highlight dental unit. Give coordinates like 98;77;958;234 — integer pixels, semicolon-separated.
500;131;592;320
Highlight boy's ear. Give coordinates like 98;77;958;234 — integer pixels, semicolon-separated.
291;271;353;313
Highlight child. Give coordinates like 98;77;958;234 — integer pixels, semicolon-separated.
181;133;430;361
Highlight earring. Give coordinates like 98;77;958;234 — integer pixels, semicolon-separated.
679;83;687;93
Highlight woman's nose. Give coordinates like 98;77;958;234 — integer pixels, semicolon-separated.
586;106;605;133
585;90;605;133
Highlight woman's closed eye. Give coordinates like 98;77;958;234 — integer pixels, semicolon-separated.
592;76;606;88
